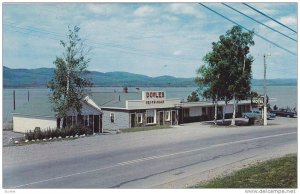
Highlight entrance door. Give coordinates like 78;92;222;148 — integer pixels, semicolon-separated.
171;111;176;125
159;112;164;125
94;115;100;133
131;114;135;128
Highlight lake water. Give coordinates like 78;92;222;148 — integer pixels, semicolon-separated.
3;86;297;124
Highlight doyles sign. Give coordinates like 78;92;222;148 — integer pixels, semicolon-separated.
142;91;166;100
142;91;166;104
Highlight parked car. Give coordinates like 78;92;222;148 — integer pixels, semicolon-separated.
243;110;276;120
270;108;297;118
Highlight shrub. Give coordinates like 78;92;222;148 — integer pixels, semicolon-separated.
74;126;85;135
25;130;34;141
84;126;93;135
24;125;95;142
51;128;61;138
33;127;44;140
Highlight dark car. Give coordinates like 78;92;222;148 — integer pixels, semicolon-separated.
271;108;297;118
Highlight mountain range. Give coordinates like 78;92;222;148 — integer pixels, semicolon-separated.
3;66;297;88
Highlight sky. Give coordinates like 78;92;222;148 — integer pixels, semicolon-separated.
2;2;298;79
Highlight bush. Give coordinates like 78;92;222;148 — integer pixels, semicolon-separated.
25;130;34;141
84;126;93;135
24;125;95;141
51;128;61;138
74;126;85;135
33;127;44;140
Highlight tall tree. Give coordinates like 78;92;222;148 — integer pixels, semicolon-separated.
196;26;254;125
48;26;92;128
187;91;200;102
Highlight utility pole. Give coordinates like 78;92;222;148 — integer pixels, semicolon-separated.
263;54;270;126
13;90;16;110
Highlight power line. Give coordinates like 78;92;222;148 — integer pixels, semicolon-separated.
222;3;297;42
243;3;297;34
198;3;296;56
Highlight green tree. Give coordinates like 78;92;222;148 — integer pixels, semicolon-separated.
187;91;200;102
48;26;92;128
195;64;220;124
196;26;254;125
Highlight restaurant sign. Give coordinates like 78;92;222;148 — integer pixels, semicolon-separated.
142;91;166;105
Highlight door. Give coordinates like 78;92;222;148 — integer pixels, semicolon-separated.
159;112;164;125
171;110;176;125
100;114;103;133
131;114;135;128
94;115;100;133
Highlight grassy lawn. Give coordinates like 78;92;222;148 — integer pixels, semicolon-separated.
192;154;297;188
121;125;172;133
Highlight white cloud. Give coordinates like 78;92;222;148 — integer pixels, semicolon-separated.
168;3;204;18
162;14;178;22
86;4;116;16
279;15;297;26
264;14;297;34
247;3;277;15
173;50;182;56
133;5;157;17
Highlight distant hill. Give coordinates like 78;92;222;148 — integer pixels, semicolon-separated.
3;66;195;88
251;79;297;86
3;66;297;88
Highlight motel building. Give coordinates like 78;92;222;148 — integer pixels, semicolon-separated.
12;90;251;133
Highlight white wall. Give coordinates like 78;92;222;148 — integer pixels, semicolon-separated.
102;110;129;130
13;115;56;133
189;107;202;117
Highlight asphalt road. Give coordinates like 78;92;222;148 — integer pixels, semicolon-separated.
3;117;297;189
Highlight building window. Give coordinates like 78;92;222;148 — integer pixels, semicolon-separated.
137;113;143;123
146;110;156;124
165;111;171;121
110;113;115;123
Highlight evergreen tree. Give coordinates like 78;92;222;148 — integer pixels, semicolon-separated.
187;91;200;102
